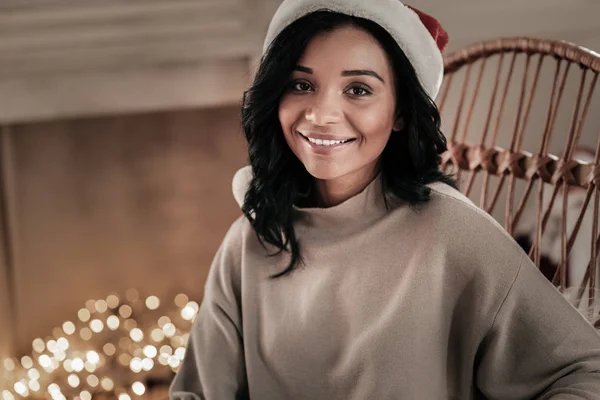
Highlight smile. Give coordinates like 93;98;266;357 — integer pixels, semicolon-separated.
298;132;356;147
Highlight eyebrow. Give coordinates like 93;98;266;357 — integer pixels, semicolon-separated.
293;65;385;83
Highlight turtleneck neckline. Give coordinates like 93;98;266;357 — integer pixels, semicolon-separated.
292;173;399;232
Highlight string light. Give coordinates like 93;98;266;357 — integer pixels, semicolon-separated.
0;291;197;399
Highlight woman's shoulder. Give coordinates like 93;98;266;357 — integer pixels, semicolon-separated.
413;181;525;268
425;181;517;239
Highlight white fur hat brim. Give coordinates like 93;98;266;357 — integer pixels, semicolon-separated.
262;0;444;100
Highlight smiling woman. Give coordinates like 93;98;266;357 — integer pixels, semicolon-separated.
238;9;455;277
169;1;600;399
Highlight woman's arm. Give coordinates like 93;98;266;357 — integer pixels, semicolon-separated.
169;220;248;400
476;253;600;399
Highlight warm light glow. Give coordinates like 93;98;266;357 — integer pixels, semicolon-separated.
62;321;76;335
37;355;51;368
21;356;33;369
85;299;96;312
160;345;173;355
157;316;171;328
157;354;169;365
107;315;120;330
143;345;157;358
95;300;108;313
63;359;73;372
106;294;120;309
71;358;84;372
57;337;69;351
163;323;176;337
100;377;114;391
47;340;58;353
27;369;40;380
150;328;165;342
181;305;196;321
171;335;185;347
90;319;104;333
2;390;16;400
86;375;99;387
0;291;199;399
67;374;80;388
3;359;15;371
84;361;97;373
80;328;92;341
78;309;91;322
123;319;137;331
118;353;131;366
175;347;186;360
32;338;45;353
48;383;61;395
13;382;27;397
103;343;116;356
119;305;132;319
168;356;180;368
132;381;146;395
141;358;154;371
80;391;92;400
130;328;143;342
133;347;143;358
188;301;199;312
86;351;100;364
27;380;40;392
55;350;66;362
174;293;189;307
129;358;142;373
145;296;160;310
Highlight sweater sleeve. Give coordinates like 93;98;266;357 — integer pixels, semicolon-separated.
475;253;600;399
169;220;248;400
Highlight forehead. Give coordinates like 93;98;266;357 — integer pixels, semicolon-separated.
297;25;392;76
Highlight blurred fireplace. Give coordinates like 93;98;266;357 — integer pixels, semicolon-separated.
0;106;247;359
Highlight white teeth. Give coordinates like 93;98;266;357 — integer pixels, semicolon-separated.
306;136;350;146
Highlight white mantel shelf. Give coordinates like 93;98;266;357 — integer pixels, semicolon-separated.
0;0;271;123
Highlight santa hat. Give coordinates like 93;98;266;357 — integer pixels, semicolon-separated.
262;0;448;100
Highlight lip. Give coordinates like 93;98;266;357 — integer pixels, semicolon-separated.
297;131;355;154
298;131;355;141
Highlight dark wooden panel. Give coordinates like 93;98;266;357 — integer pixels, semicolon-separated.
7;106;247;355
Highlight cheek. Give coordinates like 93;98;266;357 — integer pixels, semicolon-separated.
278;96;300;134
352;102;396;142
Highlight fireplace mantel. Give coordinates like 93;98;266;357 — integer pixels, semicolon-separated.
0;0;279;123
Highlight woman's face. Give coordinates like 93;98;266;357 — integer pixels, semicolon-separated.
279;24;402;183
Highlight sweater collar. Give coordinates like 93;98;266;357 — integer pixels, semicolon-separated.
232;166;396;232
292;172;393;231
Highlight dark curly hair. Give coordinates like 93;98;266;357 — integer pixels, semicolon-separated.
241;10;456;278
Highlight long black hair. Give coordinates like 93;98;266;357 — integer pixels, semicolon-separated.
241;10;456;278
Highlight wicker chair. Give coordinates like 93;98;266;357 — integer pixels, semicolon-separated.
439;37;600;319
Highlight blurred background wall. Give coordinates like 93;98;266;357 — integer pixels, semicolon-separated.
0;0;598;361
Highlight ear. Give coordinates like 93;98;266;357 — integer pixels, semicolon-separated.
393;117;405;132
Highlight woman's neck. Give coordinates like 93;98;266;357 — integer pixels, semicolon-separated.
311;167;380;208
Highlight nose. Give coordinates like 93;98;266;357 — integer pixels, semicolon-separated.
304;89;342;126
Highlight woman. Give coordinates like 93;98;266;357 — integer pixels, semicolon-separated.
170;1;600;398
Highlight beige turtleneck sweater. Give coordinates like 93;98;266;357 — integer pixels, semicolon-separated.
170;166;600;399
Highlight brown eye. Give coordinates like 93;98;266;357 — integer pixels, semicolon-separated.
346;85;372;97
291;81;313;92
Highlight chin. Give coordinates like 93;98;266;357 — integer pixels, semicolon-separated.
303;162;346;181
